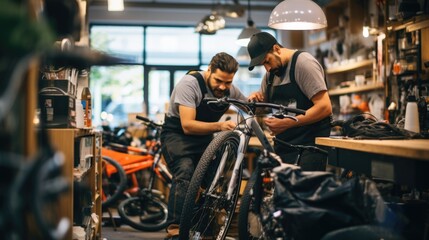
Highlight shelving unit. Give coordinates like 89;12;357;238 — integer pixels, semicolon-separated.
329;82;384;96
326;59;373;74
48;129;102;240
325;57;384;118
385;13;429;125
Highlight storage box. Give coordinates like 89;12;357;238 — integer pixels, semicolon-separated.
40;79;77;97
38;93;76;128
40;67;78;97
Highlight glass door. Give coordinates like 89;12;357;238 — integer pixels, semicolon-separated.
144;66;197;121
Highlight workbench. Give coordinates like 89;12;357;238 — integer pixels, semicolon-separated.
316;137;429;188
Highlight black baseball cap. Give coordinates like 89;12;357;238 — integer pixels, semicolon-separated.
247;32;277;71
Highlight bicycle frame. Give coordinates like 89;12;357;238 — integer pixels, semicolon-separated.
206;98;304;201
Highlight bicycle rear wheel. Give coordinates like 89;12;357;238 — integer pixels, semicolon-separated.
101;156;127;208
179;131;242;240
238;167;281;240
238;166;262;240
117;193;168;232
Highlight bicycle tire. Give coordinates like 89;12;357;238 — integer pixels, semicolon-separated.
238;166;262;240
179;131;242;240
101;156;127;208
239;166;283;240
117;195;169;232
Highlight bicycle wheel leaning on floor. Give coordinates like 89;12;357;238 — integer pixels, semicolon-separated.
117;189;169;232
179;131;242;240
101;156;127;208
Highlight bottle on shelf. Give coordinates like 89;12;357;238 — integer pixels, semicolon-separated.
404;95;420;133
81;87;92;128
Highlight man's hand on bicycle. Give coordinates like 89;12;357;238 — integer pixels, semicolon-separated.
264;116;298;136
220;120;237;131
247;91;264;102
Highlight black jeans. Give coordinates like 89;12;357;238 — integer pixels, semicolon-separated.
160;131;211;224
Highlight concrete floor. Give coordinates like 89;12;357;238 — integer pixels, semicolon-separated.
101;225;166;240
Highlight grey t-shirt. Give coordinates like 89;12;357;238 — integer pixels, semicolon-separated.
260;52;327;102
166;71;247;118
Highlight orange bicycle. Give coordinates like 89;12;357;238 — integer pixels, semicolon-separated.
101;115;172;231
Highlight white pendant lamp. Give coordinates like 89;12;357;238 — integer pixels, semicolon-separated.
268;0;327;30
236;0;261;46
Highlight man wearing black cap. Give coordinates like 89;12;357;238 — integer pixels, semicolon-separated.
247;32;332;171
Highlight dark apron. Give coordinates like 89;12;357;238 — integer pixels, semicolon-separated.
161;71;230;158
266;51;331;152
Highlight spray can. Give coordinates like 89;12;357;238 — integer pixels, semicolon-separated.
81;87;92;128
404;95;420;133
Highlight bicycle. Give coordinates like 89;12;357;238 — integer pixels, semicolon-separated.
101;115;172;231
179;97;306;240
238;138;328;240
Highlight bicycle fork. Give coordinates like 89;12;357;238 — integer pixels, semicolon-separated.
207;132;248;201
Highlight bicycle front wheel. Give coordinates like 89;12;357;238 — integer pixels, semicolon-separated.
180;131;242;240
117;194;168;232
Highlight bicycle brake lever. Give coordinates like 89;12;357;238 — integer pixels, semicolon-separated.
272;114;298;122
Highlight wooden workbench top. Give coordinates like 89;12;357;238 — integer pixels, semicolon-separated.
316;137;429;161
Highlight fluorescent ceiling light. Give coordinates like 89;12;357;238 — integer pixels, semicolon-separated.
268;0;327;30
108;0;124;11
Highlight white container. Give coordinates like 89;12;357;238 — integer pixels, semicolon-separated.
404;96;420;133
355;75;365;87
76;100;84;128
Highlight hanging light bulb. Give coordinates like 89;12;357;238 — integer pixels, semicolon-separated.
362;25;370;38
268;0;327;30
362;0;370;37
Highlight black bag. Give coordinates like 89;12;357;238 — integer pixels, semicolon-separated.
334;114;422;139
273;167;386;240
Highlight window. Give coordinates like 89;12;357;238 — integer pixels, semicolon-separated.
90;65;144;127
90;25;144;63
146;27;199;65
90;25;276;127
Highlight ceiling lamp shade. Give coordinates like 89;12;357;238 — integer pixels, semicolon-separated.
236;46;250;61
268;0;327;30
236;24;261;46
108;0;124;11
195;13;226;35
236;0;260;46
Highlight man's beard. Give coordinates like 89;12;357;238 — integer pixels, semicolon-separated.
270;55;287;77
208;75;227;98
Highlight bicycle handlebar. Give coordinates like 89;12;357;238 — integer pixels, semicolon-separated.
205;97;306;115
136;115;163;128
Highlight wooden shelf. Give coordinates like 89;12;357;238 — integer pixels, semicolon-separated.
326;59;374;74
328;82;384;96
387;15;429;32
48;129;102;240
